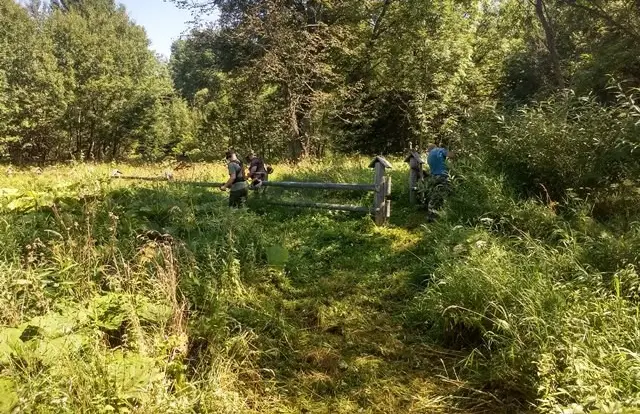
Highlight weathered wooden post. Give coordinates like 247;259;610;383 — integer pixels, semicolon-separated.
405;151;425;204
369;156;393;226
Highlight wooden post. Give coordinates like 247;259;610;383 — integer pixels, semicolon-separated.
405;151;425;205
369;156;393;226
374;162;385;223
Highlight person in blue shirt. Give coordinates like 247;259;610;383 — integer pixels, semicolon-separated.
425;143;453;216
427;143;450;176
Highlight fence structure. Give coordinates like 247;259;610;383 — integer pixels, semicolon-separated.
112;156;393;225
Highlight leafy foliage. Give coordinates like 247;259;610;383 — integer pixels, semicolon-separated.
3;0;640;412
0;0;186;162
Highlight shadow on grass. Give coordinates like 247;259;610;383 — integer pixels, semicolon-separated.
98;175;514;412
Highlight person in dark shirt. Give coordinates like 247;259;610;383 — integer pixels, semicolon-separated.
246;153;272;190
220;151;248;207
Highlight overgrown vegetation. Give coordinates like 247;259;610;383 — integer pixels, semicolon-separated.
1;144;640;412
0;161;461;413
2;0;640;412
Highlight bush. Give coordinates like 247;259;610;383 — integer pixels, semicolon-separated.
465;89;640;201
408;155;640;411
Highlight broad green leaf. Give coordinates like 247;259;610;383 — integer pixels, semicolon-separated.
266;245;289;267
106;351;164;400
0;328;24;365
0;377;18;414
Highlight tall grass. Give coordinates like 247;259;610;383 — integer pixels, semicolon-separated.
1;120;640;413
0;159;472;413
407;91;640;412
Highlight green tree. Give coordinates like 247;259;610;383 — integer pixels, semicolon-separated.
47;0;175;159
170;29;226;102
0;0;66;162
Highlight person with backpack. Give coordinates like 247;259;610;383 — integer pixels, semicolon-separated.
220;150;248;208
246;152;273;190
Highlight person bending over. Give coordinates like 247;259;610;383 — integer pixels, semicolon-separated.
246;152;273;190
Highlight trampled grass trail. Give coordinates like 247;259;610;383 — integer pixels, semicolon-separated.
15;159;640;413
236;218;490;413
0;160;517;413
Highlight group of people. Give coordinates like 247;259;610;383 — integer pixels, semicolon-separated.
220;150;272;208
220;143;454;217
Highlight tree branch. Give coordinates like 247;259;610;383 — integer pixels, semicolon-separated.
563;0;640;41
533;0;565;88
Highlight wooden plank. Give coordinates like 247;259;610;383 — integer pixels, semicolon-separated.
113;176;225;187
262;181;376;191
113;175;166;182
267;200;373;213
385;176;392;196
114;176;373;191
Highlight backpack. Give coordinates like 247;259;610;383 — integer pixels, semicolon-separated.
229;160;247;183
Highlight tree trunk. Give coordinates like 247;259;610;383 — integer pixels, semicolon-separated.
535;0;565;89
111;134;120;160
284;83;303;160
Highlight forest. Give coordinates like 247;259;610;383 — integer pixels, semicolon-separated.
2;0;637;163
1;0;640;413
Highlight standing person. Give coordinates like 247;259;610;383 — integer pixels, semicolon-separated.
220;151;248;208
246;152;271;190
425;143;453;216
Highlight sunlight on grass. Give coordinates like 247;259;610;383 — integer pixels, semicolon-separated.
2;158;639;413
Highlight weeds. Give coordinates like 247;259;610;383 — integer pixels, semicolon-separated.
1;152;639;413
409;150;640;412
0;160;472;413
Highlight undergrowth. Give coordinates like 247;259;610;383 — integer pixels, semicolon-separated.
0;150;639;413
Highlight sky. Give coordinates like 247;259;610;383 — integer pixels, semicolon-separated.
117;0;211;58
14;0;214;58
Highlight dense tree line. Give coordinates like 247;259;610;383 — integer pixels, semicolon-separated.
169;0;640;159
1;0;639;163
0;0;190;162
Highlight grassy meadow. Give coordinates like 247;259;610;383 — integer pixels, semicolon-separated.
1;156;640;413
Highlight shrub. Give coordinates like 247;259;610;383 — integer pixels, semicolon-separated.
465;90;640;201
410;178;640;411
410;227;640;410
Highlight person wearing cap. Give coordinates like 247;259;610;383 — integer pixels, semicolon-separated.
425;143;454;216
220;151;248;208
